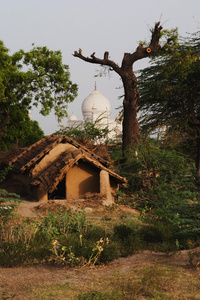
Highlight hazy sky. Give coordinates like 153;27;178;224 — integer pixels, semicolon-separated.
1;0;200;134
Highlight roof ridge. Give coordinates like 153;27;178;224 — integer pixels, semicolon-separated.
9;134;109;174
61;135;109;166
31;152;84;192
10;134;58;166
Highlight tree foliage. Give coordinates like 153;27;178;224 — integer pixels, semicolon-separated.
0;41;78;141
57;116;110;145
138;30;200;172
57;121;109;144
0;107;44;150
117;139;200;246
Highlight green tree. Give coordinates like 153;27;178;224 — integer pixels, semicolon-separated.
0;106;44;150
118;140;200;247
0;41;78;141
138;30;200;178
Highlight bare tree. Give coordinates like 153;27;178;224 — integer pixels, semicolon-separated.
74;22;164;150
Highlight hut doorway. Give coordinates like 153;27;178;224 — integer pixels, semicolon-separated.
48;177;66;200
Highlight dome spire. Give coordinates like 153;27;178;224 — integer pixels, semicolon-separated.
94;81;97;90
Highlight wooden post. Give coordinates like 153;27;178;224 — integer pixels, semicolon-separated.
100;170;114;205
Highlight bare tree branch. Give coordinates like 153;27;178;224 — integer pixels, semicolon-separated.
73;50;121;75
73;22;164;149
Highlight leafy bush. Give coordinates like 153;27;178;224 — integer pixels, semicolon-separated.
0;189;20;223
57;116;110;144
0;166;21;224
38;208;86;238
113;223;143;256
99;241;119;263
85;225;107;241
116;139;200;248
139;225;163;243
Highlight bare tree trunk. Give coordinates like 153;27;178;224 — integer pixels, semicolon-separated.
73;22;163;150
122;74;140;150
123;102;140;151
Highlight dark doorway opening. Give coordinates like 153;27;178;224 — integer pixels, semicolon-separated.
48;177;66;200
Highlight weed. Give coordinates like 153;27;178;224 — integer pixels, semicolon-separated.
85;237;109;267
50;239;81;266
139;265;172;299
77;290;110;300
101;215;111;221
0;291;16;299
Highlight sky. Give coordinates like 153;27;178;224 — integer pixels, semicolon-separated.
1;0;200;135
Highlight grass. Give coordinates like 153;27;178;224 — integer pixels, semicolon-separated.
76;264;200;300
2;264;199;300
25;283;74;300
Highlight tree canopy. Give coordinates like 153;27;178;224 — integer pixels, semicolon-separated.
138;30;200;175
0;107;44;150
0;41;78;143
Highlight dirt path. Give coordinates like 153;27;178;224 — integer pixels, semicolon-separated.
0;248;199;300
17;199;140;218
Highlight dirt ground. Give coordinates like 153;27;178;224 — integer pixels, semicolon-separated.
16;198;140;218
0;200;200;300
0;247;199;299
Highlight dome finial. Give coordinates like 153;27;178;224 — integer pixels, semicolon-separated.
94;81;97;90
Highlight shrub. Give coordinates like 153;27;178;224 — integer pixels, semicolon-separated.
139;225;163;244
38;208;86;238
116;139;200;249
99;241;119;263
85;225;107;241
0;167;21;224
113;223;143;257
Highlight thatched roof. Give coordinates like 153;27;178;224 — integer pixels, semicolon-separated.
1;135;126;193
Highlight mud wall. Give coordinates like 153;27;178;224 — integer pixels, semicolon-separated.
31;143;75;178
65;160;100;199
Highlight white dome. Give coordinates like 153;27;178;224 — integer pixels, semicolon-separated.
69;113;78;121
82;89;111;116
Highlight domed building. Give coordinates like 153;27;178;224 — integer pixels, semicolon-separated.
67;86;122;143
82;89;111;123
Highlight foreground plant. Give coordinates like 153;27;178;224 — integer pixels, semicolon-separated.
85;237;109;267
51;239;81;266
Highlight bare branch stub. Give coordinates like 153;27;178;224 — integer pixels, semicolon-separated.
129;22;163;63
149;22;163;51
